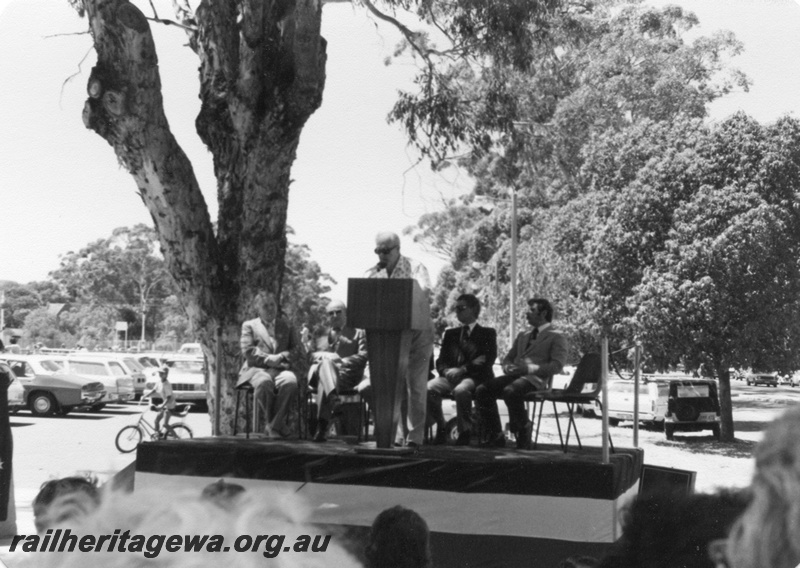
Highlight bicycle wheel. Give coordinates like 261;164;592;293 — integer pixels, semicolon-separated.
115;425;144;453
164;424;193;440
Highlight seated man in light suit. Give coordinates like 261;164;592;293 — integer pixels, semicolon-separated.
475;298;568;450
427;293;497;446
308;299;368;442
237;291;303;438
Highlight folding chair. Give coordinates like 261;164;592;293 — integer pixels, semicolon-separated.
531;352;614;452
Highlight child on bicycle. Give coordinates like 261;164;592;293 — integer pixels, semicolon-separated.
143;365;177;438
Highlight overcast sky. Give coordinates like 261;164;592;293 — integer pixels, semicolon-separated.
1;0;799;301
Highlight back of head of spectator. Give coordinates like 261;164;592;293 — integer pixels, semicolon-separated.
33;475;100;534
365;505;432;568
30;486;360;568
728;406;800;568
201;478;246;510
598;488;749;568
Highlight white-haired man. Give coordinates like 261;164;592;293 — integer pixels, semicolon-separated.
365;232;434;449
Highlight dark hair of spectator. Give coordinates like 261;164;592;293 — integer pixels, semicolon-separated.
456;293;481;317
33;475;100;533
528;298;554;322
365;505;432;568
597;489;749;568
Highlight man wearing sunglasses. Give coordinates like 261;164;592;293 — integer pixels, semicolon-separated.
428;294;497;446
365;231;434;449
307;299;368;442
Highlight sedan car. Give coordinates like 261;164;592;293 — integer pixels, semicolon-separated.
745;373;778;387
0;355;106;416
74;352;152;398
60;356;136;408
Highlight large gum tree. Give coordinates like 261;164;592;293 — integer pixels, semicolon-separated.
73;0;328;433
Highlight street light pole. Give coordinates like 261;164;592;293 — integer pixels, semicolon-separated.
510;186;518;344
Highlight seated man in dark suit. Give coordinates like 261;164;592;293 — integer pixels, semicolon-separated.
237;291;305;438
427;294;497;446
475;298;568;450
308;299;368;441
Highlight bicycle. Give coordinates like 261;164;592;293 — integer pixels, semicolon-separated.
114;400;194;453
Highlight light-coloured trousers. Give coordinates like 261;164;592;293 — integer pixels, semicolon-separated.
250;368;298;435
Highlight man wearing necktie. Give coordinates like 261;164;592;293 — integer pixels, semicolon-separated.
307;300;368;441
475;298;568;450
237;292;304;438
427;294;497;446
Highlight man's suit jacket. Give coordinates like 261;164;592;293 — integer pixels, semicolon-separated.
436;323;497;384
312;327;368;382
238;317;303;386
503;326;568;387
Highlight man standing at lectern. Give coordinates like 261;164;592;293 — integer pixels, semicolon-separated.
365;231;434;448
475;298;568;450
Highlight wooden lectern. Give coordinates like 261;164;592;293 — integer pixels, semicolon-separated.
347;278;431;448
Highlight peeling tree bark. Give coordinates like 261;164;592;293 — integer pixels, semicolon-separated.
82;0;326;433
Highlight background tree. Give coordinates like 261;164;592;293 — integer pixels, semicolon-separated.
0;284;45;329
50;224;172;346
626;114;800;441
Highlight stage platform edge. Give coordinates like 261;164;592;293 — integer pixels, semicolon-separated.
133;436;644;568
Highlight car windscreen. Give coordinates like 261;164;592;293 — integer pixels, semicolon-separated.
675;384;710;398
109;362;127;376
69;361;110;376
39;359;65;373
168;360;204;374
121;358;145;371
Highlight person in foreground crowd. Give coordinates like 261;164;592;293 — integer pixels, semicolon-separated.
597;488;749;568
307;300;368;441
365;231;434;449
32;475;100;534
427;293;497;445
475;298;568;449
365;505;432;568
27;487;360;568
237;291;304;438
727;406;800;568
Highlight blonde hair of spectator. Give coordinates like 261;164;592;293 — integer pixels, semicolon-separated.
27;487;360;568
728;405;800;568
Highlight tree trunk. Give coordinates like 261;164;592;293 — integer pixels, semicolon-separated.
715;364;735;442
82;0;326;433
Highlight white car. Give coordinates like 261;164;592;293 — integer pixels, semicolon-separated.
177;343;203;356
60;355;136;408
74;352;152;398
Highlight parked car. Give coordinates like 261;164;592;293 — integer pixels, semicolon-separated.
0;355;106;416
145;354;207;405
745;373;778;387
60;355;136;409
74;352;151;398
601;377;721;440
1;360;25;413
177;343;203;356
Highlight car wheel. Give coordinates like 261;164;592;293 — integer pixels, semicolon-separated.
665;423;676;441
115;425;143;453
608;418;620;427
90;404;106;412
712;424;721;441
746;380;752;386
29;392;57;417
